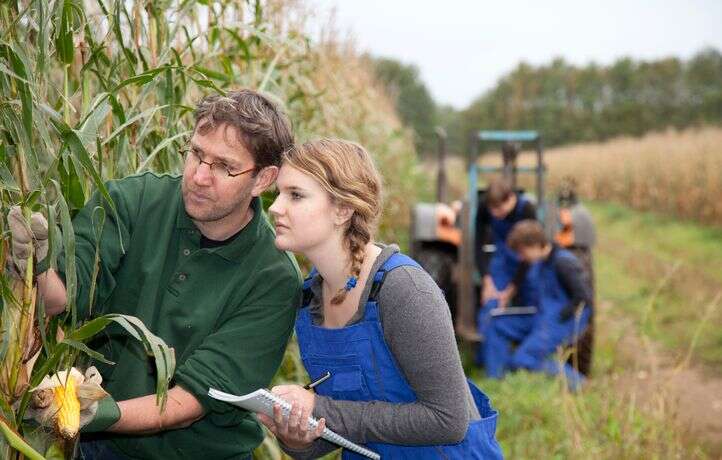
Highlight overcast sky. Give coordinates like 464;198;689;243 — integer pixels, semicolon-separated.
309;0;722;108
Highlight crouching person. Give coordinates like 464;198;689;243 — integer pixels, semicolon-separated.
483;220;592;390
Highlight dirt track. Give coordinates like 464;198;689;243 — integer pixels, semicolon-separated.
595;225;722;456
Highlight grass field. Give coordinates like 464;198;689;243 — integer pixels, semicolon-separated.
467;201;722;459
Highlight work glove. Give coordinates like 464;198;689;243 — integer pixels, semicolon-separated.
7;205;49;277
77;367;121;433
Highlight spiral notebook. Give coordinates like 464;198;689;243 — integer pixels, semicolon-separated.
208;388;381;460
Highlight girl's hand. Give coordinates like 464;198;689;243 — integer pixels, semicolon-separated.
256;385;326;450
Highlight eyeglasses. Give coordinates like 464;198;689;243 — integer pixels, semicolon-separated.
179;146;256;179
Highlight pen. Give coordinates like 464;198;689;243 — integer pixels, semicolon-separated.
304;371;331;390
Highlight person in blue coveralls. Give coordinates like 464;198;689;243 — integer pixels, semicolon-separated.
475;178;539;312
475;179;540;367
258;139;504;459
482;220;593;390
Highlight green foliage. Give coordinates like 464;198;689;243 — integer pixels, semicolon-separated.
589;202;722;367
372;56;438;156
449;48;722;152
1;0;419;458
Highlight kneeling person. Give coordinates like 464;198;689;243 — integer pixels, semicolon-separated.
483;220;592;389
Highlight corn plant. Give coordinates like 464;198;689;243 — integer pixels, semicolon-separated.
513;127;722;226
0;1;418;458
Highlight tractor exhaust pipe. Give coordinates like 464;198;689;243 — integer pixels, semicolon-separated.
435;127;448;204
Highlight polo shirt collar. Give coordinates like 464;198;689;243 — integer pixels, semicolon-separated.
175;186;266;262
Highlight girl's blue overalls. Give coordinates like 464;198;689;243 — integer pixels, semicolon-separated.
477;196;539;363
296;253;504;459
482;248;591;389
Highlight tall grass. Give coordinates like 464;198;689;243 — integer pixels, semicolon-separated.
0;1;418;458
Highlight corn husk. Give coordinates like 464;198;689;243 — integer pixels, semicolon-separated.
0;273;39;403
27;367;108;440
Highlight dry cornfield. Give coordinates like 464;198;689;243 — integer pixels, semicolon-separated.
537;126;722;225
0;0;417;458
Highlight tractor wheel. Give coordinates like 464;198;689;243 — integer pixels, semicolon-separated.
415;248;457;318
567;247;595;376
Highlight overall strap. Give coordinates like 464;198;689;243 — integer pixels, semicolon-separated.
301;253;422;308
301;268;319;308
367;253;421;302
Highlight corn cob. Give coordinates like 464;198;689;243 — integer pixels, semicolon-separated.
53;375;80;439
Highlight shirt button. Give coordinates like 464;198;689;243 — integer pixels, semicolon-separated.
183;249;191;256
178;273;187;281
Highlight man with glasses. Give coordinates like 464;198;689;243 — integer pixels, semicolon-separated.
14;90;301;459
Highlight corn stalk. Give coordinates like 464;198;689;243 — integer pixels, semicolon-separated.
0;0;418;458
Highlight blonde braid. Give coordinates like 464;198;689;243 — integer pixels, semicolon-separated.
281;138;382;305
330;217;370;305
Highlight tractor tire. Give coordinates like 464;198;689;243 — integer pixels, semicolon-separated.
415;248;457;319
567;247;595;376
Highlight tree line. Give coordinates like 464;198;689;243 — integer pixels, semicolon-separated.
372;48;722;156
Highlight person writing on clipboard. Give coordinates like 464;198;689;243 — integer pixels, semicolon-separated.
259;139;504;459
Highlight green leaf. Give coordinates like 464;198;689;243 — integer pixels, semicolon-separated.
61;338;114;364
51;119;123;252
58;157;85;210
192;65;230;83
44;443;65;460
55;0;75;65
65;316;113;342
102;104;170;147
77;96;111;150
112;66;179;92
135;130;190;173
107;314;173;408
0;44;33;142
54;184;78;328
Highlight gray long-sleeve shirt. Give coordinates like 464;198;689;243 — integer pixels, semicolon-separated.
281;244;480;459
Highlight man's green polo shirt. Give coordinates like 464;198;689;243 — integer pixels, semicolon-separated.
58;173;301;459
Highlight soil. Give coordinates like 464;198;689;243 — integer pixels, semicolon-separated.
600;301;722;457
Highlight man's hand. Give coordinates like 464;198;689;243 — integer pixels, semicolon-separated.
78;367;120;433
481;275;499;305
497;285;516;310
257;384;325;450
7;206;49;276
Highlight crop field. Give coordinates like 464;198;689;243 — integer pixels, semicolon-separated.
537;127;722;226
0;1;417;458
1;0;720;459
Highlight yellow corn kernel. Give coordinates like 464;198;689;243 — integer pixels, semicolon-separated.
54;376;80;439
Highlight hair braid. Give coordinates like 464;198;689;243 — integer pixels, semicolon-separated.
281;138;382;305
330;217;370;305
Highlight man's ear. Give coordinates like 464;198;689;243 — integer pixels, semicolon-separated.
251;166;279;197
334;205;354;227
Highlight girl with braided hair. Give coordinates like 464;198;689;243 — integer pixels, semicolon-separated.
262;139;503;459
